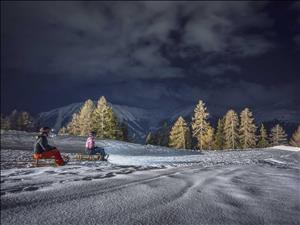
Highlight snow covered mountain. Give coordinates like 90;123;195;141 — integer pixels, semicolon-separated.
38;101;300;143
37;102;170;142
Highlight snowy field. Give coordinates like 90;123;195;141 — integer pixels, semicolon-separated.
1;130;300;225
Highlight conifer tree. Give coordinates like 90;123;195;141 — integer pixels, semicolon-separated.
92;96;111;138
192;100;210;150
78;99;95;136
58;126;67;135
106;107;120;139
92;96;121;139
239;108;257;149
214;118;225;150
120;123;129;141
19;111;34;131
1;114;10;130
186;128;192;150
146;132;156;145
169;116;191;149
202;126;215;150
224;109;239;149
269;124;287;146
156;122;169;146
289;126;300;147
257;124;269;148
66;113;81;135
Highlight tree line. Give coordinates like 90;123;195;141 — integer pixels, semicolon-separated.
58;96;128;141
147;100;300;149
1;110;35;131
1;98;299;148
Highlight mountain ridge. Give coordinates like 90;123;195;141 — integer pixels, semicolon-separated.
37;101;300;143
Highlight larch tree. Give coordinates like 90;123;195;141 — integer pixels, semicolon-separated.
239;108;257;149
269;124;287;146
191;100;210;150
169;116;191;149
289;126;300;147
214;118;225;150
92;96;121;139
257;124;269;148
92;96;111;138
106;107;121;139
224;109;239;149
78;99;95;136
66;113;81;135
202;126;215;150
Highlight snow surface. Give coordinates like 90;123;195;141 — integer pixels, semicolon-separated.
270;145;300;152
1;130;300;225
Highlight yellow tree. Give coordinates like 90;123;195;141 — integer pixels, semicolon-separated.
78;99;95;136
239;108;257;149
257;124;269;148
192;100;210;150
269;124;287;146
202;126;215;150
224;109;239;149
169;116;191;149
66;113;81;135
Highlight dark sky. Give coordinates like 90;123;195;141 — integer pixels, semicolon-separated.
1;1;300;116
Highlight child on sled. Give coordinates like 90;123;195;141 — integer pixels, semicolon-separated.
85;131;108;160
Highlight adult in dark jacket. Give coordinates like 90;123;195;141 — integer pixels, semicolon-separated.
33;127;65;166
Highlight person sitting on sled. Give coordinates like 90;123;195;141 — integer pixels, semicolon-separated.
85;131;107;160
33;127;67;166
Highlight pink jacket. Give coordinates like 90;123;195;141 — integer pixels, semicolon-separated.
85;137;95;150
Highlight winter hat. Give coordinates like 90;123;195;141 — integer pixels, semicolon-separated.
89;131;96;137
40;127;51;133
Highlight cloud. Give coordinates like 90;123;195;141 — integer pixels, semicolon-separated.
1;1;275;82
202;64;241;76
182;2;273;56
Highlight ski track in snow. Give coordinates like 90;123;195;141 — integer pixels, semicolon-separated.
1;130;300;225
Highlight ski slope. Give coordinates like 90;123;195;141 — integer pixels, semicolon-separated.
1;130;300;225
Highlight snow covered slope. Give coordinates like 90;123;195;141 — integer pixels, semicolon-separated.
1;131;300;225
1;130;300;168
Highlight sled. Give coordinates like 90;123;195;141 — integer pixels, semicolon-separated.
75;153;102;161
32;156;56;167
32;155;69;167
75;153;109;161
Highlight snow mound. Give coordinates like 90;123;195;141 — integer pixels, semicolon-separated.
270;145;300;151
